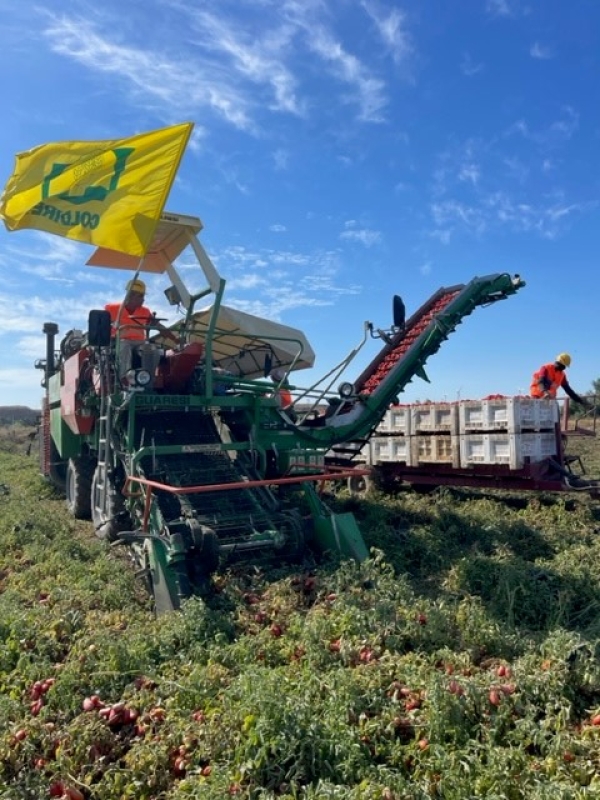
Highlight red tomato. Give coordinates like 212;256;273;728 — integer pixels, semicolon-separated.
489;690;501;707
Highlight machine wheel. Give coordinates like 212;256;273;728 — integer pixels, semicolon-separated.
279;510;306;562
65;456;95;519
45;438;67;492
194;525;220;576
91;465;127;542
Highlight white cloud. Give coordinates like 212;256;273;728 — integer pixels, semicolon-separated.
227;273;269;290
303;26;388;122
461;53;483;77
429;229;452;245
506;106;579;147
269;224;287;232
273;148;290;170
427;122;594;244
360;1;413;65
43;14;259;132
545;203;583;222
339;228;382;246
530;42;553;60
433;139;484;194
0;369;45;408
340;220;382;247
486;0;515;17
458;164;481;185
503;155;529;183
210;242;362;313
182;8;304;116
431;200;487;236
37;2;416;137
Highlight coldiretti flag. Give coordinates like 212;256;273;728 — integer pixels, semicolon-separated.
0;122;193;257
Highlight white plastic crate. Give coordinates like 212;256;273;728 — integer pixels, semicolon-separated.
410;434;460;467
367;436;413;465
459;432;557;469
376;405;411;435
458;397;559;433
287;450;326;469
411;403;458;434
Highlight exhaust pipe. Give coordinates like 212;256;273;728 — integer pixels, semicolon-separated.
42;322;59;386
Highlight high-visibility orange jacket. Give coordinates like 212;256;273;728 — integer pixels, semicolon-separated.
105;303;152;341
279;388;293;408
530;363;566;398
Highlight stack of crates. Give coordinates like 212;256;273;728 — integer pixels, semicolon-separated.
286;448;327;472
365;404;412;465
409;403;460;467
458;397;559;469
364;402;460;467
363;397;559;470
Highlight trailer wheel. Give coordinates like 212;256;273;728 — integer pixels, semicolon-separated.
65;456;95;519
347;473;372;495
369;466;401;494
91;466;127;542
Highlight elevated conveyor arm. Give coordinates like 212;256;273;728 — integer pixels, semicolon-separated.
295;273;525;447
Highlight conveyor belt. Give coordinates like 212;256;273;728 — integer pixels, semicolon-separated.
358;288;461;394
134;410;300;553
323;274;524;463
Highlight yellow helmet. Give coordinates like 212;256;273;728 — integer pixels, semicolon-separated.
126;278;146;294
555;352;571;367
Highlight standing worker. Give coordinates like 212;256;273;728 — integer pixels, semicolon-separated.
530;353;589;406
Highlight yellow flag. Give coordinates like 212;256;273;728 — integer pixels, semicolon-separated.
0;122;193;257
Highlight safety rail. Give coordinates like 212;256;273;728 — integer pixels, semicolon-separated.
122;466;370;532
560;396;597;438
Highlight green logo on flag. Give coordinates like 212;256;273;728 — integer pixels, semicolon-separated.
41;147;135;206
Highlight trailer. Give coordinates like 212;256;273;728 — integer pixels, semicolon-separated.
345;398;599;497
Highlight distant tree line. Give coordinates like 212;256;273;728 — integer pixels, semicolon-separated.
0;407;39;426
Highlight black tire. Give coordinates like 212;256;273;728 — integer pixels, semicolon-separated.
65;456;95;519
278;510;306;562
347;472;372;495
371;466;400;494
91;465;128;542
193;525;220;576
45;438;67;492
409;483;437;495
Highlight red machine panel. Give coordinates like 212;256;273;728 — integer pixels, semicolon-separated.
60;349;95;435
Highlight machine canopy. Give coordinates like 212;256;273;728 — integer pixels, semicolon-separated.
86;211;316;378
159;304;315;378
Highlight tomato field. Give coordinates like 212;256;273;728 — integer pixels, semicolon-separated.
1;425;600;798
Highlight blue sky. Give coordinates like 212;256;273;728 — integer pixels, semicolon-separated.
1;0;598;409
